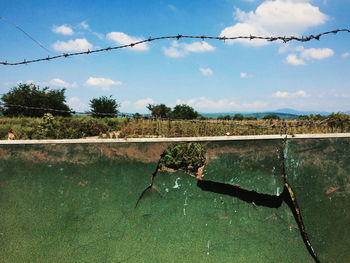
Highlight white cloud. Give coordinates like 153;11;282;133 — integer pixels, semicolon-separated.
273;90;310;98
52;38;93;52
84;77;122;91
134;98;154;109
200;67;213;76
300;48;334;60
48;78;78;88
68;97;86;112
341;52;350;58
220;0;328;46
240;72;254;78
285;54;305;65
120;98;155;113
107;32;148;51
52;24;74;36
163;41;215;58
175;97;266;111
285;46;334;65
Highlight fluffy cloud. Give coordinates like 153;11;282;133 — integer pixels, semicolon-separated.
164;41;215;58
199;67;213;76
107;32;148;51
175;97;266;111
300;48;334;60
48;78;78;88
273;90;310;98
68;97;86;112
240;72;254;78
220;0;328;46
285;47;334;65
52;38;93;52
84;77;122;91
52;24;74;35
285;54;305;65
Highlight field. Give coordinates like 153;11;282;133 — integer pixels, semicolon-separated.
1;115;350;140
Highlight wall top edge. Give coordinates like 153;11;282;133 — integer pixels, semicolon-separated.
0;133;349;145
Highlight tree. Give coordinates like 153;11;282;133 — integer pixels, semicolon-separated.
263;114;280;120
89;96;120;118
147;104;171;119
217;115;231;120
232;114;244;120
0;83;71;117
170;104;199;120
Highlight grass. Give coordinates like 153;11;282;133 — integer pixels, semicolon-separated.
1;115;349;140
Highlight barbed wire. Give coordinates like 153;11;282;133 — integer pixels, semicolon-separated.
0;16;52;54
1;29;349;66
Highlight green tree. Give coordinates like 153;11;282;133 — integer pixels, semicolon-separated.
217;115;232;120
89;96;120;118
263;114;280;120
0;83;71;117
147;104;171;119
232;113;244;120
170;104;199;120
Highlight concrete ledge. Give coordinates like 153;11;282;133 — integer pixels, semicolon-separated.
0;133;349;144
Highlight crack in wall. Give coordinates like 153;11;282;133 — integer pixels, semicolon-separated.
135;141;321;263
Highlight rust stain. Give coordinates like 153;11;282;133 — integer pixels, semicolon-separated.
0;143;171;164
97;143;170;163
77;181;88;187
325;186;339;195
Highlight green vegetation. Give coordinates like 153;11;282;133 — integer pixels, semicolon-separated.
170;104;201;120
89;96;119;118
159;143;206;174
147;104;172;119
0;115;119;139
147;103;203;120
263;114;280;120
217;113;257;121
0;83;71;117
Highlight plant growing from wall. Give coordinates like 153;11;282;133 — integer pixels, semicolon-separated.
159;142;206;174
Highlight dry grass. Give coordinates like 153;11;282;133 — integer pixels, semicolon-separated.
118;119;350;138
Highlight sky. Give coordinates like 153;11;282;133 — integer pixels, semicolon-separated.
0;0;349;114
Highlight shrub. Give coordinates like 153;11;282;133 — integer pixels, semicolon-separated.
159;143;206;174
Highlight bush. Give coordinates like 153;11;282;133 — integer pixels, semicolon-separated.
159;143;206;174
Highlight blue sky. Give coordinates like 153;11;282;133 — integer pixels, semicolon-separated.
0;0;349;113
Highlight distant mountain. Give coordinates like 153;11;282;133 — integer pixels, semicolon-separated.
201;108;350;120
201;111;299;120
273;108;331;116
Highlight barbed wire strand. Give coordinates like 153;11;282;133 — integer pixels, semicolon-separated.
1;29;349;66
0;16;52;55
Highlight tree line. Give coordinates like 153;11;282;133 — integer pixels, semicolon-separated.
0;83;204;120
1;83;348;121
